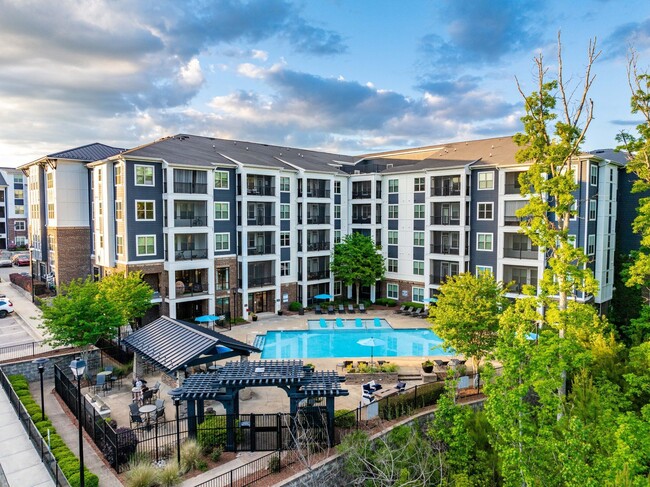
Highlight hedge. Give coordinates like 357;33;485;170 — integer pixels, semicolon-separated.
7;374;100;487
378;381;445;420
197;416;241;449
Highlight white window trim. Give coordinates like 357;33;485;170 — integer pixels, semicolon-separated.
387;258;398;273
412;287;425;303
388;231;398;245
134;164;155;187
280;261;290;276
214;171;229;190
388;205;398;219
477;202;494;221
476;232;493;251
280;204;290;220
14;221;26;231
587;234;595;255
280;177;291;192
476;265;493;276
388;179;399;193
589;200;597;221
135;200;155;221
214;232;230;252
413;231;424;247
387;283;399;299
280;232;290;247
413;260;424;275
115;200;123;220
214;202;230;221
115;235;123;255
136;235;156;256
590;165;598;186
477;171;494;191
414;204;425;219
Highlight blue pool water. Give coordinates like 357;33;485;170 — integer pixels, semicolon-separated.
260;324;450;359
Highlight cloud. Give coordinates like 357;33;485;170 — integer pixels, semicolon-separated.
602;18;650;59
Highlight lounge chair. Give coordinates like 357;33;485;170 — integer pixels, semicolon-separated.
403;306;414;315
395;305;407;314
374;317;382;327
319;318;328;328
359;304;366;313
355;318;364;328
314;304;323;315
327;305;335;315
129;403;144;427
411;308;423;318
395;381;407;393
348;304;355;314
338;304;346;313
336;317;345;328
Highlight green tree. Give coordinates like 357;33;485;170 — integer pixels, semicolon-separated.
429;272;509;373
39;277;123;349
97;270;153;328
330;232;385;304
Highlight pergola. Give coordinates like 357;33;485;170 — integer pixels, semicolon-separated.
172;360;349;448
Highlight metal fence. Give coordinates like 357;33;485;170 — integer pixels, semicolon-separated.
0;368;71;486
0;340;52;362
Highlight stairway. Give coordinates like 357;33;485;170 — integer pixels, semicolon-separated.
397;366;422;382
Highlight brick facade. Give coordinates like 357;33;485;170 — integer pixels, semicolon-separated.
280;281;299;310
51;226;91;287
215;256;238;315
381;278;426;303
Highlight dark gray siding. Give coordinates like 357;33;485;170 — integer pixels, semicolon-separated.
214;168;237;256
388;220;398;230
281;247;290;261
387;246;397;259
470;169;498;271
281;220;290;231
414;193;425;204
281;192;290;203
388;194;398;204
413;247;424;261
414;220;424;231
617;169;643;255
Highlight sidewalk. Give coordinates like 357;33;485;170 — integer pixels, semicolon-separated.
0;384;54;487
179;451;269;487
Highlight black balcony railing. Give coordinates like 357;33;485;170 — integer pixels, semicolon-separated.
431;186;461;196
247;245;276;255
352;191;372;199
173;215;208;227
431;216;460;225
243;276;276;288
352;217;371;224
248;216;275;226
247;186;275;196
430;272;459;285
174;248;208;260
430;244;460;255
307;189;331;198
508;280;538;293
307;242;330;251
504;247;539;259
307;216;330;224
504;215;523;226
307;270;330;280
173;182;208;194
504;183;522;194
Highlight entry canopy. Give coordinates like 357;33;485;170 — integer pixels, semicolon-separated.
123;316;259;375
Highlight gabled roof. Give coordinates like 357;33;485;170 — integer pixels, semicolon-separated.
0;173;7;187
123;316;259;374
47;143;124;161
589;149;630;166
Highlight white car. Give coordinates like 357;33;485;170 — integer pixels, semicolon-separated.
0;255;12;267
0;299;14;318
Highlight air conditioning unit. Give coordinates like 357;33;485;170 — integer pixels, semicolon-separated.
386;164;393;169
353;170;361;175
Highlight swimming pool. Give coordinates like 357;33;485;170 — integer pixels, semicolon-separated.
259;326;450;359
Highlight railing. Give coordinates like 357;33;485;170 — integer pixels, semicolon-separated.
173;182;208;194
430;272;458;285
247;216;275;226
174;249;209;261
430;244;460;255
306;242;330;251
507;281;538;293
173;216;208;227
307;271;330;280
306;189;330;198
247;245;276;255
504;183;522;194
1;369;71;486
504;216;523;226
430;216;460;225
96;338;134;366
431;186;461;196
306;216;330;224
352;217;371;224
244;276;276;288
352;191;372;199
503;247;539;259
247;186;275;196
0;340;51;362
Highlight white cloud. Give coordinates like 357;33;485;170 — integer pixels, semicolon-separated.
179;58;205;87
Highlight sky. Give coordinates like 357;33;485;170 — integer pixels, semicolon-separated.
1;0;649;167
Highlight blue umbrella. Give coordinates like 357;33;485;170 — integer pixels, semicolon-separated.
314;293;333;300
196;315;220;322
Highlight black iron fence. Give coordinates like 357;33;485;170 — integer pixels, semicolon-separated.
0;368;71;486
0;340;51;362
195;450;300;487
96;338;134;366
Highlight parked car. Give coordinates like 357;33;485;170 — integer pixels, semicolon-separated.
0;255;12;267
0;300;14;318
12;253;29;266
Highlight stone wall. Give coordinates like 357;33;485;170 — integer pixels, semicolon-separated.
0;349;101;382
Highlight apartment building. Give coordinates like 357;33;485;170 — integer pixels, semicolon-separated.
0;167;28;250
23;134;633;321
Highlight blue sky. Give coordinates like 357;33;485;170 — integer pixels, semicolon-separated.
1;0;649;166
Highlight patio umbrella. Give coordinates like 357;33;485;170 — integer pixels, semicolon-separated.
314;293;333;301
357;337;386;365
196;315;221;329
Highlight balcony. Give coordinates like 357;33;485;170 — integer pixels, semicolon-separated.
247;185;275;196
247;245;276;256
306;242;330;252
431;186;461;196
503;247;538;260
352;216;371;224
504;183;522;194
431;216;460;226
174;215;208;227
243;275;276;288
430;272;458;285
430;244;460;255
173;182;207;194
508;280;538;293
352;191;372;199
306;189;330;198
247;215;275;226
504;215;528;226
174;248;208;261
307;270;330;280
306;216;330;225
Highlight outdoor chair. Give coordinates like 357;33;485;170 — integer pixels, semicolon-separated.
338;304;346;313
129;403;144;427
142;389;154;405
155;399;166;420
403;306;414;315
327;305;335;315
94;374;107;395
395;381;407;393
347;304;355;313
395;305;407;314
411;308;423;318
314;304;323;315
359;304;366;313
150;381;161;399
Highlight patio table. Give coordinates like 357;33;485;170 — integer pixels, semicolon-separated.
139;404;157;428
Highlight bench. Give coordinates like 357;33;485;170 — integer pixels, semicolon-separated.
85;393;112;418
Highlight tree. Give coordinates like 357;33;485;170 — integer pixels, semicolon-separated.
97;270;153;328
428;272;509;373
39;277;123;349
330;232;385;304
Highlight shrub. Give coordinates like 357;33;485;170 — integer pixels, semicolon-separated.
197;460;208;471
375;298;397;307
288;301;303;312
379;382;445;420
334;409;356;428
34;420;54;436
210;446;223;462
196;415;240;449
267;454;281;473
180;440;203;473
158;461;181;487
125;459;158;487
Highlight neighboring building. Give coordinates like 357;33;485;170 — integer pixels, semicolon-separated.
23;134;638;321
18;143;124;289
0;167;28;251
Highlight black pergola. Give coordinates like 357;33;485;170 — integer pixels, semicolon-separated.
172;360;348;447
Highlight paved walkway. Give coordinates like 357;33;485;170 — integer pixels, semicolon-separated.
0;384;54;487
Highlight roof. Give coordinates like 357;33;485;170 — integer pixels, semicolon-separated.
589;149;631;165
122;134;355;173
0;173;7;186
123;316;259;374
47;143;124;161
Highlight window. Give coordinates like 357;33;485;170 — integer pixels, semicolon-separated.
15;205;24;215
280;232;290;247
334;281;342;295
334;205;341;219
590;164;598;186
214;202;229;220
388;205;398;218
48;203;54;219
587;234;595;255
568;234;577;248
135;200;155;221
477;172;494;190
280;177;290;192
388;231;398;245
215;233;230;251
334;181;341;194
570;201;578;221
412;287;424;303
115;201;123;220
116;235;123;255
135;165;154;186
413;231;424;246
114;165;123;185
281;261;290;276
15;236;27;247
589;199;597;221
477;233;493;251
387;258;398;273
413;261;424;275
280;204;290;219
414;204;425;219
214;171;229;189
46;172;53;189
414;177;425;192
476;265;493;276
477;202;493;220
216;268;230;290
388;179;399;193
14;189;24;200
14;175;23;184
14;221;25;231
333;230;341;244
387;283;399;299
136;235;156;256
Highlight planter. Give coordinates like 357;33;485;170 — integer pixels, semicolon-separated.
251;316;258;322
422;364;434;374
344;372;399;385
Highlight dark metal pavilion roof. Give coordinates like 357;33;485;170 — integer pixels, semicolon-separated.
176;360;349;400
123;316;259;374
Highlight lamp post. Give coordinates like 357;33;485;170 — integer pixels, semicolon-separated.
70;358;86;487
29;247;35;303
169;388;183;466
231;286;237;328
32;358;49;422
